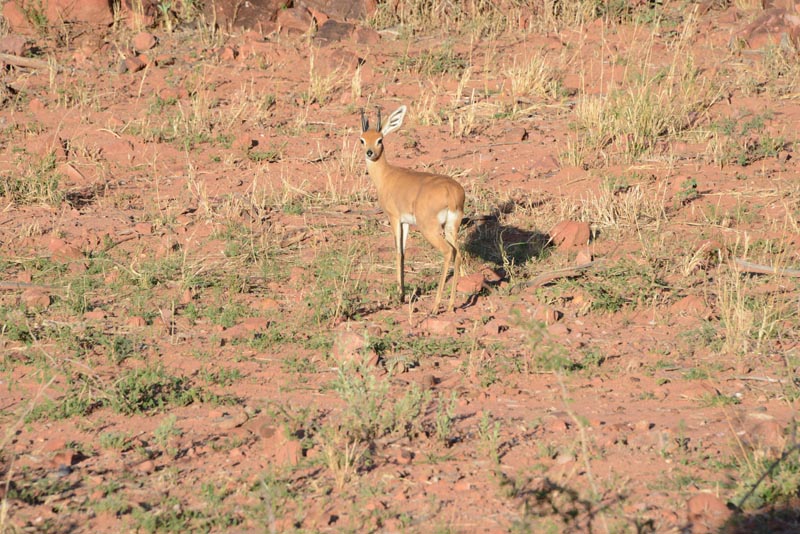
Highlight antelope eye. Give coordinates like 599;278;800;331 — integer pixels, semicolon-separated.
359;138;365;145
376;138;383;145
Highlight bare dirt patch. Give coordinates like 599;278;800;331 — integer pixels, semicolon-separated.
1;1;800;532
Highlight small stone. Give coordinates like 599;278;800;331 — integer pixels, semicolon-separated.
686;493;732;533
332;330;367;362
501;127;528;142
137;460;155;473
214;408;249;430
352;26;380;45
84;309;107;321
51;450;76;469
546;418;569;433
456;273;485;294
395;449;413;465
22;288;50;309
549;221;591;250
218;45;238;61
575;247;593;265
127;316;147;327
314;20;354;45
132;32;157;52
0;34;29;56
124;56;146;73
421;375;437;390
419;317;458;336
48;238;84;262
277;7;313;35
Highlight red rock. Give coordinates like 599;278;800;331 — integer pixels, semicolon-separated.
3;0;113;33
480;266;503;283
84;309;107;321
28;97;45;113
501;127;528;143
301;0;377;20
51;450;76;468
48;238;84;262
549;221;591;250
218;45;238;61
670;295;712;321
277;7;313;35
124;55;146;73
126;316;147;327
137;459;155;473
353;26;380;45
205;0;289;29
686;493;732;533
575;247;593;265
132;31;156;52
456;273;485;294
394;448;413;465
314;19;355;45
180;289;193;305
22;289;50;309
317;48;361;73
747;419;785;452
419;317;458;336
331;327;377;364
307;6;329;26
0;34;29;56
214;408;249;430
242;317;269;331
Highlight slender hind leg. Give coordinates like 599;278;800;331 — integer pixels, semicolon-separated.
420;224;454;315
445;213;463;312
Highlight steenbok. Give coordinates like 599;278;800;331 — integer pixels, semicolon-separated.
359;105;465;314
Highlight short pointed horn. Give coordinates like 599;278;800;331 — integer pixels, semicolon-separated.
360;108;369;132
376;107;382;132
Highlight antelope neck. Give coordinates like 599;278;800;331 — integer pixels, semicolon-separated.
365;151;391;184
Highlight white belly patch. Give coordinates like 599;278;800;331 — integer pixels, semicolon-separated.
400;213;417;225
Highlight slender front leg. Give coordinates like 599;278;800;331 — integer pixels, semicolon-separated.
392;219;406;303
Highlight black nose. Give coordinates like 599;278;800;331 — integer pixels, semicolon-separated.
366;150;373;158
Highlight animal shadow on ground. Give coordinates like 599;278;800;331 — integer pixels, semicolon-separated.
462;198;552;282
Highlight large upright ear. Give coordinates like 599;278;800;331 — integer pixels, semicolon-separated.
381;105;407;136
